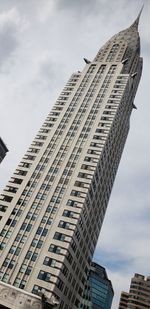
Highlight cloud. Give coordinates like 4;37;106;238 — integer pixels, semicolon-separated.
55;0;100;14
48;0;144;25
94;138;150;309
0;8;26;70
37;0;125;24
34;52;66;90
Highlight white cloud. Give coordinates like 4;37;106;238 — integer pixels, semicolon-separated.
0;7;27;71
37;0;56;22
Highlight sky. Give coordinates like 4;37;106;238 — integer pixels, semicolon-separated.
0;0;149;308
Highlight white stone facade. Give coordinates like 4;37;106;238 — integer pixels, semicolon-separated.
0;14;143;309
0;281;41;309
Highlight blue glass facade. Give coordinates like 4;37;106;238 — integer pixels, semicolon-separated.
80;262;114;309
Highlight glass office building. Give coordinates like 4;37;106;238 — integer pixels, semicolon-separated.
81;262;114;309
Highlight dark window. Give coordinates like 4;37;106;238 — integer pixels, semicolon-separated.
25;251;32;259
61;265;69;277
56;278;64;291
42;228;48;236
2;195;13;202
25;267;32;275
49;244;61;254
31;253;38;261
53;232;65;241
66;252;73;264
38;270;51;282
43;257;56;267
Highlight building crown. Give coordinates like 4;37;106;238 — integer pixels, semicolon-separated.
94;7;143;63
130;5;144;30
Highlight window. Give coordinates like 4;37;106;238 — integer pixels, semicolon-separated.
38;270;51;282
63;210;73;218
11;247;21;255
2;258;10;267
21;223;27;230
19;264;27;273
53;232;65;241
25;251;32;259
42;228;48;236
59;300;64;309
25;267;32;275
19;280;26;289
14;278;21;287
58;221;71;230
0;205;7;212
66;199;83;208
66;252;73;264
2;195;13;202
75;298;80;307
36;227;48;236
61;264;69;277
70;239;77;252
56;278;64;291
71;190;86;198
26;224;32;232
10;177;23;184
21;235;27;243
49;244;61;254
64;286;68;296
31;253;38;261
43;257;56;267
37;240;43;248
15;170;27;176
8;260;15;269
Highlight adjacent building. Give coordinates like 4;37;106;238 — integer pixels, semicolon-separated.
118;292;129;309
0;10;143;309
0;137;8;164
118;273;150;309
80;262;114;309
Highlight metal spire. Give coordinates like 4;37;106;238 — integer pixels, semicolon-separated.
130;5;144;29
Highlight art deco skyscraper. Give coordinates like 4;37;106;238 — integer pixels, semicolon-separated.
0;11;143;309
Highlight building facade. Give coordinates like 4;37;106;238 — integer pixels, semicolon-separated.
118;292;129;309
0;137;8;164
118;273;150;309
80;262;114;309
0;12;143;309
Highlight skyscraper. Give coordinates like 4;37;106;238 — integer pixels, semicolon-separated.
118;273;150;309
80;262;114;309
0;11;143;309
0;137;8;164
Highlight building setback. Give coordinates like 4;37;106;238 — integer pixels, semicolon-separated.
80;262;114;309
0;10;143;309
118;273;150;309
0;137;8;164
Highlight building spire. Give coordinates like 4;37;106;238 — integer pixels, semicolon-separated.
130;5;144;29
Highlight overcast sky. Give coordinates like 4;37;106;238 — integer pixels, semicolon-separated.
0;0;149;308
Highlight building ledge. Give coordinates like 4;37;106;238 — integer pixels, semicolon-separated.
0;281;41;309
